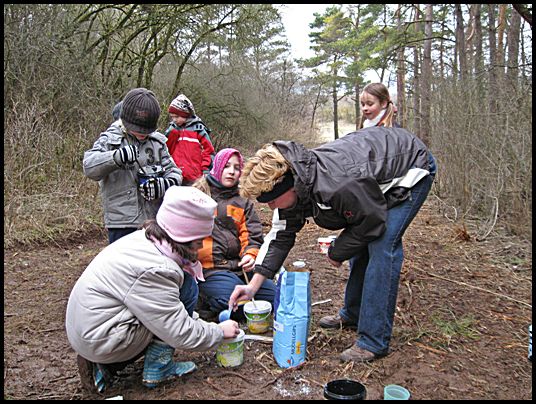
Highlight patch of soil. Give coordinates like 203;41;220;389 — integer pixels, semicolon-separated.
4;199;532;400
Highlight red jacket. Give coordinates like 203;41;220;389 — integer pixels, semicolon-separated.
165;118;215;184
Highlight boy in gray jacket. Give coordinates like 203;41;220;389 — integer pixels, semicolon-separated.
66;186;240;393
83;88;183;243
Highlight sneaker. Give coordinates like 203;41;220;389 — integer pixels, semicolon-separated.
318;313;357;329
340;345;379;363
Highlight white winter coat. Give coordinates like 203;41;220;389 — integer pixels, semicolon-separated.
65;230;223;364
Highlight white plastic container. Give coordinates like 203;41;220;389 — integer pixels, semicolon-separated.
216;329;245;367
244;300;272;334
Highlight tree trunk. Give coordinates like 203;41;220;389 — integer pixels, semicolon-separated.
420;4;432;147
354;82;361;130
332;65;339;140
473;5;484;75
455;4;468;81
488;4;498;113
497;4;507;77
311;84;323;130
396;4;406;127
506;6;521;89
465;5;475;75
412;6;421;136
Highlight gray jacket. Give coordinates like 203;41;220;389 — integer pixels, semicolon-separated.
65;230;224;364
83;121;183;228
254;126;436;279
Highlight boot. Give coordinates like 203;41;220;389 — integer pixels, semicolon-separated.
76;355;114;394
142;340;197;388
318;313;357;329
340;345;381;363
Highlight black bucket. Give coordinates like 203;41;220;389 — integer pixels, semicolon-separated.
324;379;367;400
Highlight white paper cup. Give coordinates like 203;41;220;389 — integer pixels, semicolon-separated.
318;237;332;254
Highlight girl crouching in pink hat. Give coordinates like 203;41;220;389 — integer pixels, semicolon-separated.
194;148;276;321
65;186;240;394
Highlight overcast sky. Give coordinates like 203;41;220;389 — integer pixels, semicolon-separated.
278;4;331;60
277;4;389;89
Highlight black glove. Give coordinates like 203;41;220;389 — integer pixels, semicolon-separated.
113;145;139;166
139;177;178;201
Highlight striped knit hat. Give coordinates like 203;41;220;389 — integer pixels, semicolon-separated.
168;94;195;118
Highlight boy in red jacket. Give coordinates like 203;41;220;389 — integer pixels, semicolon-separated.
164;94;215;185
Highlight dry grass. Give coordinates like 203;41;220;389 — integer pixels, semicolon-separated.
4;176;103;248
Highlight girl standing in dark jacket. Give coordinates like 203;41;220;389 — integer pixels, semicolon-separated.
229;126;436;363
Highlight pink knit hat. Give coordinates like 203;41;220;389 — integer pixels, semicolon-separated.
156;186;217;243
210;148;244;182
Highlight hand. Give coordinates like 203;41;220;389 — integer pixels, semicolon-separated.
238;254;255;272
328;257;342;268
218;320;240;339
139;177;176;201
228;284;254;311
114;145;139;166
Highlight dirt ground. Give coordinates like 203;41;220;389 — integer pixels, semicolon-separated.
4;198;532;400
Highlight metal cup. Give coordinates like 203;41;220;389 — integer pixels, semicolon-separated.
137;165;164;185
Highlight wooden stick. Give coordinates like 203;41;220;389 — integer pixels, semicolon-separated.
242;267;250;284
418;269;532;309
413;341;447;355
312;298;332;307
242;267;257;308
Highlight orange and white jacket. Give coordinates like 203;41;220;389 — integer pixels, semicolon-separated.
197;177;263;277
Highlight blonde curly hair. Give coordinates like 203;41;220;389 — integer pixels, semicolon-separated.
239;144;291;199
192;175;212;198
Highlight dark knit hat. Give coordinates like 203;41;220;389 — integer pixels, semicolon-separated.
111;100;123;121
120;88;161;135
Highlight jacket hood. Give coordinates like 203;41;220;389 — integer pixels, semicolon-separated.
207;174;239;199
273;140;317;199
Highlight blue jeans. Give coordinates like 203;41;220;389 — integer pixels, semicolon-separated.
179;272;199;317
198;271;277;320
108;228;137;244
339;173;434;356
